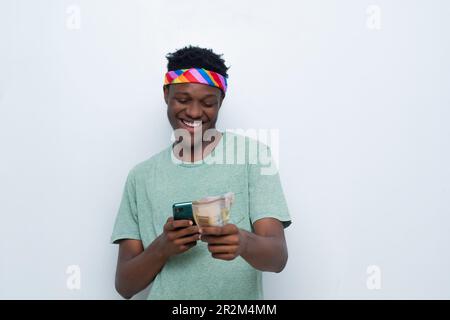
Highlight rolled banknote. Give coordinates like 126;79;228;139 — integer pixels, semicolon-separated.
192;192;235;227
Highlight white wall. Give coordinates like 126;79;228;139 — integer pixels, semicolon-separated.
1;0;449;299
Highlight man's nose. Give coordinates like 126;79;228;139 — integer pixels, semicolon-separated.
185;101;203;119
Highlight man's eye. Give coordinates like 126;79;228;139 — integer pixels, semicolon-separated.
176;99;189;104
203;101;217;107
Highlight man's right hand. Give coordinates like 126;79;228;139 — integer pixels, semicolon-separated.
160;217;200;258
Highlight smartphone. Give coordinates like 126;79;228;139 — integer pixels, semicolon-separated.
172;201;196;225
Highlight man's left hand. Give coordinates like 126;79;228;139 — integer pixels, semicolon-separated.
199;224;247;261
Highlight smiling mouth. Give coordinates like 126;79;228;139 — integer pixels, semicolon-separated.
179;119;203;128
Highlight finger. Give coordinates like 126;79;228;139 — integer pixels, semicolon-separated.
164;217;174;230
174;234;201;246
200;226;224;236
172;225;199;239
179;241;197;251
222;223;239;234
211;253;236;261
201;224;238;236
172;219;194;230
164;217;176;231
208;245;238;254
201;235;238;245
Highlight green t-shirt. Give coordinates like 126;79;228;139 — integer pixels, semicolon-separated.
111;131;291;300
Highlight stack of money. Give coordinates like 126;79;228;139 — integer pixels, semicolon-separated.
192;192;235;227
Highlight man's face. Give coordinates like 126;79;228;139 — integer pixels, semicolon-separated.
164;83;223;145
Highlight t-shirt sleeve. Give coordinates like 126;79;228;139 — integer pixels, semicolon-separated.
110;169;142;244
248;143;292;229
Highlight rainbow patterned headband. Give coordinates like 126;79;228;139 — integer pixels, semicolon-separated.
164;68;228;93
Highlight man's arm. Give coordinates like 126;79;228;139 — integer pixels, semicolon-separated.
115;237;167;299
240;218;288;272
115;218;200;299
200;217;288;273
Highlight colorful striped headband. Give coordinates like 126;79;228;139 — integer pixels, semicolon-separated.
164;68;228;93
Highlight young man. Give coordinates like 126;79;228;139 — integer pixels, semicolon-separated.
111;46;291;300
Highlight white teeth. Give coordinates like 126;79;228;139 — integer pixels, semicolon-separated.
182;119;202;128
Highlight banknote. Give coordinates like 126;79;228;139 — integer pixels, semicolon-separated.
192;192;235;227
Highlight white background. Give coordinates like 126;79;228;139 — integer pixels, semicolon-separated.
1;0;449;299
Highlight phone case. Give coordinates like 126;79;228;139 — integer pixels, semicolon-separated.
172;201;195;224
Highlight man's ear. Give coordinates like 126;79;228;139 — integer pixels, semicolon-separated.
163;85;169;105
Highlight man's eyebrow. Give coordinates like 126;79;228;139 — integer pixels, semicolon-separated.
201;94;219;99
